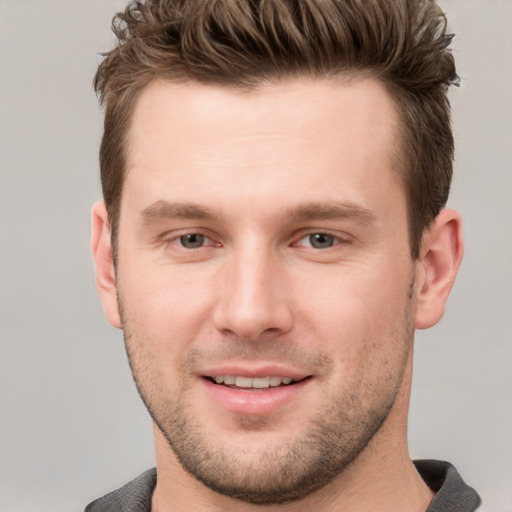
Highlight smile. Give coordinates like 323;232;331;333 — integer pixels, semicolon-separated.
202;372;313;414
210;375;302;389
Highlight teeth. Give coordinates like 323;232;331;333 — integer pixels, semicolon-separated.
269;376;282;387
212;375;297;389
252;377;270;388
235;376;253;388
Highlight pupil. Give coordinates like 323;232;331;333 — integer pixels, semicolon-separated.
310;233;334;248
180;234;205;248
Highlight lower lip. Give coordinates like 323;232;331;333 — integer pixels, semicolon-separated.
201;377;311;415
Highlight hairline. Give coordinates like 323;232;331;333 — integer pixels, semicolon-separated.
107;72;418;262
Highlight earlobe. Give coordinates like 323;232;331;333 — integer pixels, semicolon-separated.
414;209;464;330
91;202;122;329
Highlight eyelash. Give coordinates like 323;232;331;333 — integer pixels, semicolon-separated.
165;231;219;250
294;232;346;249
164;230;347;251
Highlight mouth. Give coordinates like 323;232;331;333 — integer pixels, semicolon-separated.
206;375;310;390
201;371;313;414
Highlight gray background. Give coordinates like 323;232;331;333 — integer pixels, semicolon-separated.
0;0;510;510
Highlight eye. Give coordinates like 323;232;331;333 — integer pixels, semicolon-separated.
163;230;221;253
178;233;208;249
298;233;338;249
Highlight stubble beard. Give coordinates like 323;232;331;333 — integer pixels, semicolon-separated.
153;399;393;504
119;293;415;505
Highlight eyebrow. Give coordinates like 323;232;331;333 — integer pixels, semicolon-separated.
283;202;377;224
140;199;377;226
141;200;216;224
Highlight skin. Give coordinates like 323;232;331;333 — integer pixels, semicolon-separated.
92;77;463;512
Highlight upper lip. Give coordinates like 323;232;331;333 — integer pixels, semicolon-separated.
199;364;310;380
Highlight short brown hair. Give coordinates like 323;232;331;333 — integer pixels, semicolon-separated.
94;0;459;259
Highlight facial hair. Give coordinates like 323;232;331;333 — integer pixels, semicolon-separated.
119;289;414;505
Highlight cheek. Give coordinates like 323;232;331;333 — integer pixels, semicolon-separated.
117;260;217;355
299;262;411;332
294;260;414;376
118;270;213;401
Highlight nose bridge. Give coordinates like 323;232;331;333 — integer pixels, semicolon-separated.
214;240;292;340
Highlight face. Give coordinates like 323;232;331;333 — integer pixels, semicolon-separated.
106;78;419;503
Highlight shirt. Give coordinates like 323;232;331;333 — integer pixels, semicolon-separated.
84;459;482;511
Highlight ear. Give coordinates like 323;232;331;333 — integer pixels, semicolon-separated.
91;202;122;329
415;209;464;329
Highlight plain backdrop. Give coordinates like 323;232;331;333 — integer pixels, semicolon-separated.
0;0;510;510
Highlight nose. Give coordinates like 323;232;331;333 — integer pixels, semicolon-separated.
213;246;293;342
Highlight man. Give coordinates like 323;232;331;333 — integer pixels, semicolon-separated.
87;0;481;510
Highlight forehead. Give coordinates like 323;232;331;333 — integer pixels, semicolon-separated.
128;77;400;156
123;77;404;222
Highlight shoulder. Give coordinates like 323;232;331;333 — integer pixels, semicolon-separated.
84;468;157;512
414;460;481;512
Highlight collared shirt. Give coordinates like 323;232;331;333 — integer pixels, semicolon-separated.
85;460;482;511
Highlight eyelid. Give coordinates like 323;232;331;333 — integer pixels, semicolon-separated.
162;228;221;248
293;230;351;248
158;228;351;249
